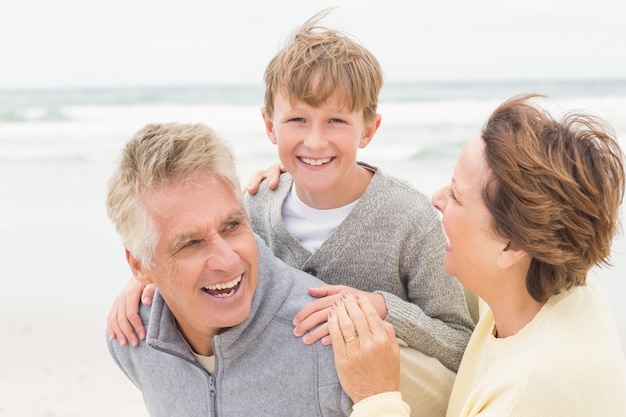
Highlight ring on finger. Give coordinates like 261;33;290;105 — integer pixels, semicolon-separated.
343;332;358;343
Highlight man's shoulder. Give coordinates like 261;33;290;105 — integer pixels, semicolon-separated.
245;174;292;204
106;301;153;356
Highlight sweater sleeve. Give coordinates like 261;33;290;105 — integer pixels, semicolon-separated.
350;392;410;417
381;216;474;372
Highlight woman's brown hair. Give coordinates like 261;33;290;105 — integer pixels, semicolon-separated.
481;94;625;302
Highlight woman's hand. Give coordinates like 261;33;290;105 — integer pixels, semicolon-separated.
293;285;388;345
242;162;286;195
106;278;155;346
328;292;400;404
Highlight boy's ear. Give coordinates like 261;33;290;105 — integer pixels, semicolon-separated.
359;114;382;148
496;241;529;270
125;249;154;285
260;107;277;144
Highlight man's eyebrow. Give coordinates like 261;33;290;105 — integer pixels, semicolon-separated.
169;209;248;250
224;210;248;225
170;232;202;252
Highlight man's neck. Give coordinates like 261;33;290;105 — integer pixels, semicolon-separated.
175;318;218;356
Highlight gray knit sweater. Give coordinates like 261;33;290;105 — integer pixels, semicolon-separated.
245;163;474;371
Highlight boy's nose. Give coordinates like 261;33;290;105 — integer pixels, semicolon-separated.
303;128;328;150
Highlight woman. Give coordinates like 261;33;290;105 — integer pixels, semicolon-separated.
328;94;626;416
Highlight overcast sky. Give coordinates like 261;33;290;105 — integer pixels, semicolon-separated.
2;0;625;89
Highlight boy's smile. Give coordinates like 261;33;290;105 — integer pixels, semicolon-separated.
300;156;333;166
262;91;381;209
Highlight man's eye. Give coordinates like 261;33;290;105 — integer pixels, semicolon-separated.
183;240;199;248
225;221;240;231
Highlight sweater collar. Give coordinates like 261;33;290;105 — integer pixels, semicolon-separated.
146;234;293;360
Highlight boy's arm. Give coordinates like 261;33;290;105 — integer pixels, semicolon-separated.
382;223;474;372
107;278;153;346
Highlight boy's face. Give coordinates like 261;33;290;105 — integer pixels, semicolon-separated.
261;91;381;207
127;177;259;356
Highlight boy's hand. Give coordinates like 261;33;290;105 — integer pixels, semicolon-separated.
106;278;155;347
242;162;286;195
293;285;388;345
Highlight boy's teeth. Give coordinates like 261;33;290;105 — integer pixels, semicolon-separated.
301;157;331;166
205;275;242;291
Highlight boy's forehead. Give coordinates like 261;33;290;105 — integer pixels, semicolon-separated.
280;88;354;112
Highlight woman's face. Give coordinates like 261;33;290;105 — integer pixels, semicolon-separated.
431;136;508;295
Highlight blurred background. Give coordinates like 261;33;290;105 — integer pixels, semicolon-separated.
1;1;624;416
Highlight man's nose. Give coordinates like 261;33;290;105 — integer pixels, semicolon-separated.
206;237;239;271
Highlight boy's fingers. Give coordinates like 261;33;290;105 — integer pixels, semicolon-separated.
355;295;385;333
301;323;329;345
141;284;155;306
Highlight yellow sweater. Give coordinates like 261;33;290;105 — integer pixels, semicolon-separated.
351;277;626;417
446;277;626;417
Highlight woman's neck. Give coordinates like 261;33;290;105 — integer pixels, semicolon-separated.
489;289;544;338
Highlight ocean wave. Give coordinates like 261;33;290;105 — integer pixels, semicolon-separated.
0;107;71;123
0;154;102;164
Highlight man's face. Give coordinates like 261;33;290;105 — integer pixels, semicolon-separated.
132;176;258;355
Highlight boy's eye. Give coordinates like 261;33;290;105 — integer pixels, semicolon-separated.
289;117;305;123
329;118;345;124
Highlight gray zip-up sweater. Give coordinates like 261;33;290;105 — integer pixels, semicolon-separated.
107;235;352;417
245;163;474;372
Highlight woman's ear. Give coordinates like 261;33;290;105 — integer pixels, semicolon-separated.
125;249;153;285
496;241;529;270
260;107;277;144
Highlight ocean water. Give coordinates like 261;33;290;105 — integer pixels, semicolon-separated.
1;80;625;351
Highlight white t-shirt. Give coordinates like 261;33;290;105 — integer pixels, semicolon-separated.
281;185;358;254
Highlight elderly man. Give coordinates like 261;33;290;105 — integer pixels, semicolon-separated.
106;122;352;416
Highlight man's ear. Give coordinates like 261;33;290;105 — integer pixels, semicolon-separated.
260;107;277;144
359;114;382;148
496;241;529;270
125;249;153;285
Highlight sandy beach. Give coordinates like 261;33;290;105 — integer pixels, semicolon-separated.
0;300;147;417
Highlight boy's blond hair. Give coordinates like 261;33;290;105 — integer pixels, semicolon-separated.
263;9;383;121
